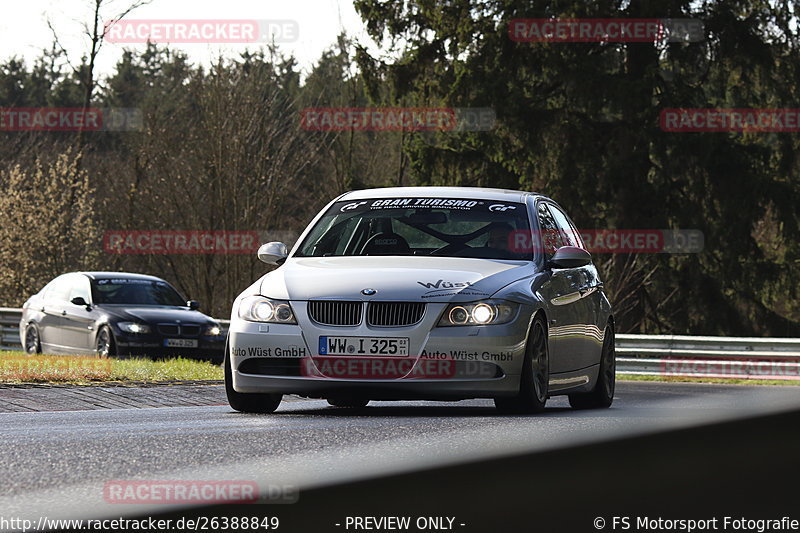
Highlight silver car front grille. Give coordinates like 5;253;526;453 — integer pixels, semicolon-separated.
367;302;426;327
307;301;362;326
306;301;426;327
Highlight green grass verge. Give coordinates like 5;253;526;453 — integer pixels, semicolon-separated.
0;350;223;384
618;373;800;387
3;350;797;387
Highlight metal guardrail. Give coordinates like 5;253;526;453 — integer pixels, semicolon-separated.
616;333;800;358
0;308;22;351
2;307;799;379
615;333;800;381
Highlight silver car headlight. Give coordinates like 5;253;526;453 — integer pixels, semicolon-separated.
437;300;518;327
238;296;297;324
118;322;151;334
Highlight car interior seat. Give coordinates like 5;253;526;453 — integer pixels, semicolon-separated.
360;232;412;255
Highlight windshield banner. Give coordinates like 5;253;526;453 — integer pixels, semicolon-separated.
333;198;524;214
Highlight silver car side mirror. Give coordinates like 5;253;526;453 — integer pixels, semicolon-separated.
257;242;288;265
549;246;592;269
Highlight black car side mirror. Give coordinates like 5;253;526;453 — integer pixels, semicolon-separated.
187;300;201;310
70;296;91;310
548;246;592;269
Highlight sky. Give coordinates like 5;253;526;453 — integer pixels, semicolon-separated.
0;0;377;78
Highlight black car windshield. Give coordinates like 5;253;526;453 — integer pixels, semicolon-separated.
295;198;532;260
91;278;186;306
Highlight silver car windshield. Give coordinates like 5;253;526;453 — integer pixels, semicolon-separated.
296;198;532;260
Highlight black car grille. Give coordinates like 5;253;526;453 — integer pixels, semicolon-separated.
158;324;179;335
367;302;426;327
307;301;362;326
181;325;201;337
157;323;200;337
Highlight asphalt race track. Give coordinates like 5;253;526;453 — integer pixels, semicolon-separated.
2;381;799;532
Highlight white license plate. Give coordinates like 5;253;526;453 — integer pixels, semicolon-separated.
164;338;199;348
319;336;409;356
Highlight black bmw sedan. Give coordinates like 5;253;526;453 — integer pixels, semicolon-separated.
19;272;225;362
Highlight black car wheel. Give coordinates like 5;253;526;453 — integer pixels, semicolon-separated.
494;315;549;414
225;340;282;414
95;326;116;358
569;323;615;409
24;324;41;354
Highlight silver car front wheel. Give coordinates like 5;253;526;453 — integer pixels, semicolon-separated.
494;315;549;414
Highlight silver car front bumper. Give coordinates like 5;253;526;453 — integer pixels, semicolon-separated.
229;302;534;399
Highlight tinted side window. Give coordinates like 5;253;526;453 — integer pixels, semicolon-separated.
38;281;54;297
68;276;91;303
537;203;564;256
46;276;73;302
548;204;583;249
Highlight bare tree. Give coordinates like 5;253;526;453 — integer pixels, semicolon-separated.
97;52;329;316
46;0;150;145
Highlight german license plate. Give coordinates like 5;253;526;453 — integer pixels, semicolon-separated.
319;336;409;356
164;338;198;348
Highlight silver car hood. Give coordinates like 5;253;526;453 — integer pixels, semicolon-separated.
258;256;535;302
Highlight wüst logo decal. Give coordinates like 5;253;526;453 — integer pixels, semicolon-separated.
417;279;474;290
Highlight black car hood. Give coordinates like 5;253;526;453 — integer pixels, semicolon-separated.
98;305;215;325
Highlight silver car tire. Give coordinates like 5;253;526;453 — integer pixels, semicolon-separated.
494;315;549;414
224;340;283;414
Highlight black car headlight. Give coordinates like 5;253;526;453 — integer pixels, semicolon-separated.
238;296;297;324
437;300;518;326
118;322;151;334
203;325;223;336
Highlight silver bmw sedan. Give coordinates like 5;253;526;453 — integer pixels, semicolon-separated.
226;187;614;413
